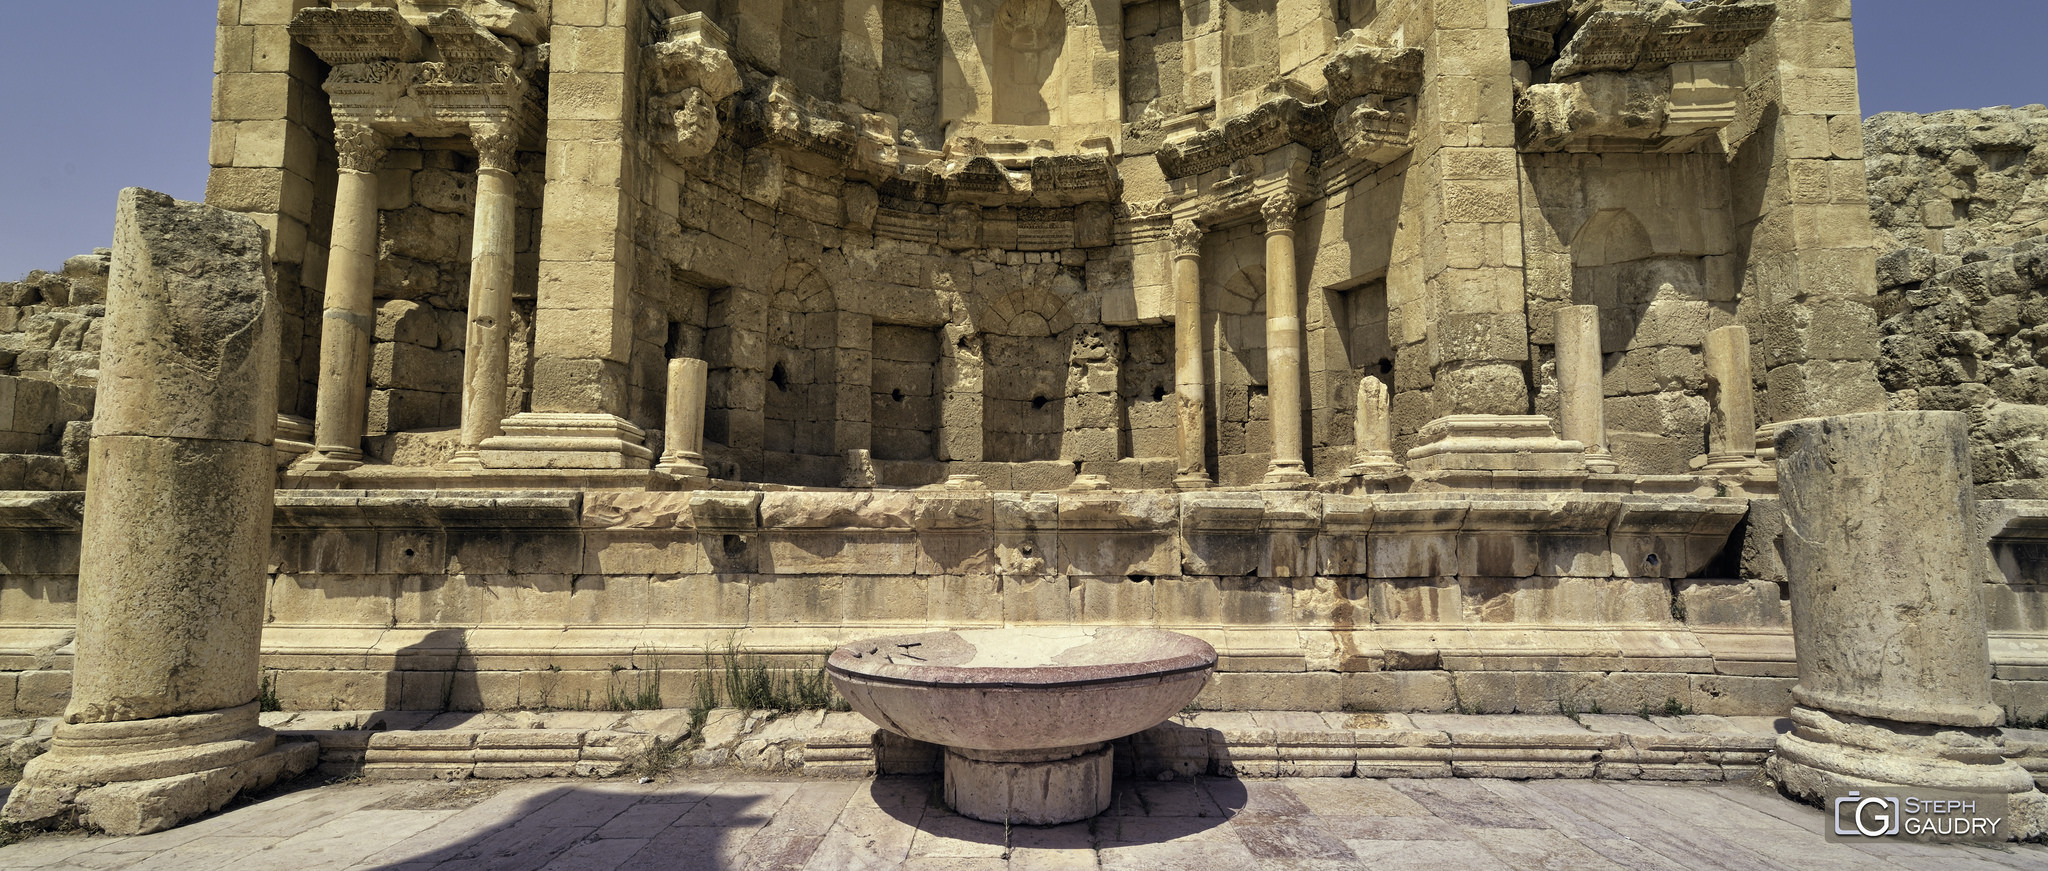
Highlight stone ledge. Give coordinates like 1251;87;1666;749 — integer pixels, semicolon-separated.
193;708;1817;785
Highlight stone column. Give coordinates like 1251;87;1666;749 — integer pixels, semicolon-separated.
1554;305;1618;473
655;357;710;477
1344;374;1403;477
1171;220;1210;489
1766;411;2046;835
1700;325;1767;473
449;125;519;469
1262;194;1309;483
2;190;314;835
297;123;384;471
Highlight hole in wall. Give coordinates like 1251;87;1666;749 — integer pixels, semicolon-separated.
1031;395;1052;409
769;362;788;390
892;388;905;402
1376;358;1394;375
1152;385;1168;402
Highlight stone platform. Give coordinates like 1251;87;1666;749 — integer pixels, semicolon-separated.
5;772;2046;870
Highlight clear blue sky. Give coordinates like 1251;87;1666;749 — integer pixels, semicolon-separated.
1;0;2043;280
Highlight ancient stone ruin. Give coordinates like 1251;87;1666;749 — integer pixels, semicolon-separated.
1;0;2047;838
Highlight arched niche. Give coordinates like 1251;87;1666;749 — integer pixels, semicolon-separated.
980;287;1073;462
991;0;1069;126
763;262;839;459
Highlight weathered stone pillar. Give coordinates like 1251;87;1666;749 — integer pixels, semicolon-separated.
1554;305;1618;473
3;190;314;835
1262;194;1309;483
449;126;519;469
1700;325;1768;474
298;123;384;471
655;357;710;477
1171;220;1210;489
1344;374;1403;477
1767;411;2046;835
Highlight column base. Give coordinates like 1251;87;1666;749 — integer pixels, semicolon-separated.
272;415;314;468
1262;462;1312;485
1766;704;2048;839
944;743;1114;825
291;447;364;472
1;702;318;835
479;413;654;470
1173;473;1212;490
443;448;487;470
1406;415;1589;473
655;451;709;477
1583;450;1620;474
1342;452;1406;479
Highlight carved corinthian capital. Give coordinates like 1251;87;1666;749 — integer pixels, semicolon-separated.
1170;220;1202;258
334;123;389;173
1262;193;1298;234
471;122;517;174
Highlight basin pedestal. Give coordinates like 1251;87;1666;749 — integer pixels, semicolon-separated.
827;627;1216;827
945;743;1113;826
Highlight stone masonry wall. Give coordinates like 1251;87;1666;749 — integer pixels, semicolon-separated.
1866;105;2048;258
1869;108;2048;498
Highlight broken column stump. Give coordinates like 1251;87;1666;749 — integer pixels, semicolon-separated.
0;189;315;835
1765;410;2048;837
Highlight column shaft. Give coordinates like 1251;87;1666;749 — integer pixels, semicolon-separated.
1172;220;1209;488
657;357;710;476
304;125;383;469
1704;325;1758;457
1263;195;1308;482
1553;305;1616;473
453;130;519;466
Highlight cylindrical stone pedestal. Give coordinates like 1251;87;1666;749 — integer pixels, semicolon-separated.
1766;411;2046;835
1553;305;1617;473
2;190;315;835
655;357;710;477
944;743;1114;826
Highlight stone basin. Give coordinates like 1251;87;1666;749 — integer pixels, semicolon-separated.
827;627;1216;824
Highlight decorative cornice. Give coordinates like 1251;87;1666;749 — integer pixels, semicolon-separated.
1155;97;1331;180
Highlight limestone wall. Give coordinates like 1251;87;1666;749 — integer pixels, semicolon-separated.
1866;106;2048;258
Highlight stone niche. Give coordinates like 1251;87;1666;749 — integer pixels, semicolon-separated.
944;0;1123;154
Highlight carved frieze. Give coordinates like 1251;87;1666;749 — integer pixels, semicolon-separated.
1553;0;1777;79
1512;1;1774;153
292;6;538;144
1155;97;1331;180
287;7;424;65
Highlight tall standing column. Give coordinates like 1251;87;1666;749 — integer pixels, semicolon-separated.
449;125;519;469
656;357;710;477
1262;194;1309;483
1554;305;1619;473
2;190;314;835
1171;220;1210;489
298;123;385;471
1766;412;2047;835
1700;325;1767;474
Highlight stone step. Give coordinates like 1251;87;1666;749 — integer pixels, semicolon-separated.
238;708;1804;784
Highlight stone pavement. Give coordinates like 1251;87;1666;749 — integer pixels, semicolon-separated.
5;773;2048;870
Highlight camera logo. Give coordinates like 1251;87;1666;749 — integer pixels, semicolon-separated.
1834;791;1901;838
1823;787;2008;842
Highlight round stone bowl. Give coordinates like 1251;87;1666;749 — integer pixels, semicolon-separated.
827;627;1216;824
